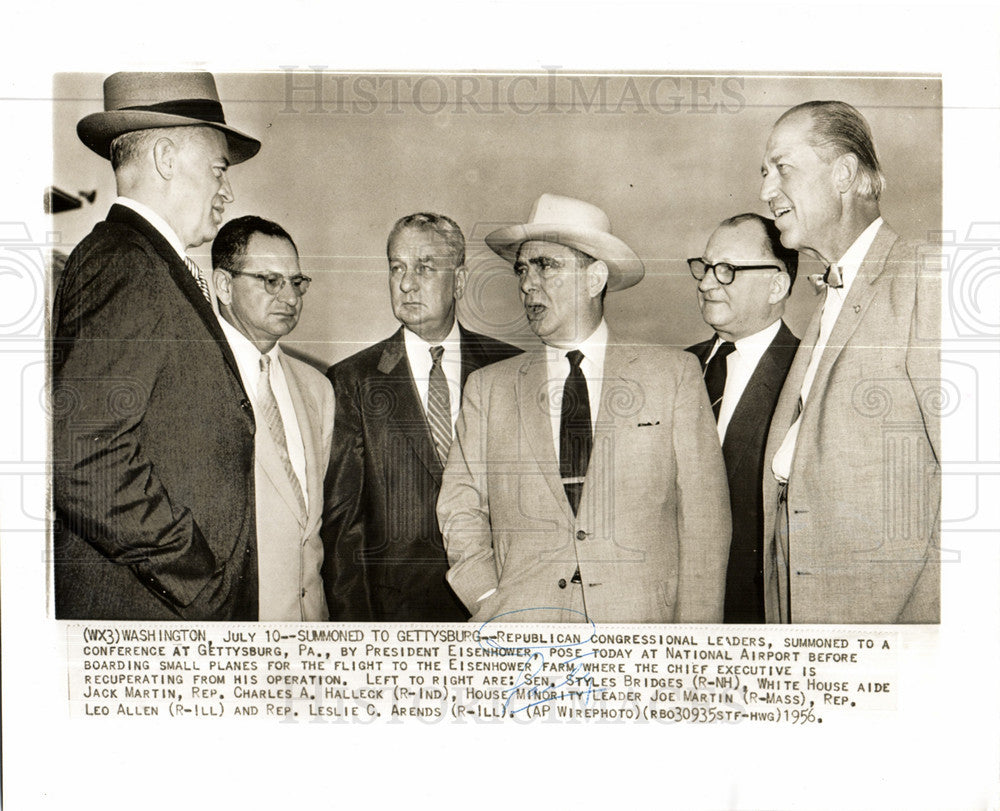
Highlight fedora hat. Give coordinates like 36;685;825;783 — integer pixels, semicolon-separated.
485;193;644;291
77;71;261;164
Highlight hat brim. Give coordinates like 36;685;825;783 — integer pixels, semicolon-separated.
77;110;261;164
485;222;645;292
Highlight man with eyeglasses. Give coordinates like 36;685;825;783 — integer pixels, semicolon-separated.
323;212;521;622
212;215;333;621
686;213;800;623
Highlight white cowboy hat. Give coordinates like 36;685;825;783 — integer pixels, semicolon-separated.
485;193;644;291
77;71;261;164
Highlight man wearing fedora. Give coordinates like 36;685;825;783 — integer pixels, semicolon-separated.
52;72;262;619
437;194;731;624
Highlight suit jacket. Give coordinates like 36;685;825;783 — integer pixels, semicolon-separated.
52;204;258;619
688;321;799;623
438;337;732;624
323;324;521;621
256;352;335;621
761;223;941;623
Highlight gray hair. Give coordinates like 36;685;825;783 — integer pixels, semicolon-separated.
780;100;886;201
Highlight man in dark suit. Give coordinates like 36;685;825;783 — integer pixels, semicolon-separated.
52;71;261;619
686;213;799;623
323;213;521;621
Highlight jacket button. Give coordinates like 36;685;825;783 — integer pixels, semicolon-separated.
240;399;252;412
576;530;587;541
557;579;567;589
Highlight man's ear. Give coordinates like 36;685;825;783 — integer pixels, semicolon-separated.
213;268;233;306
453;264;469;301
833;152;860;194
768;268;792;303
587;259;609;299
152;136;177;181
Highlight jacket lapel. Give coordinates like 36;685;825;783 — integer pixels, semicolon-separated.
106;204;248;400
807;223;899;405
722;322;796;478
377;328;443;482
517;349;571;520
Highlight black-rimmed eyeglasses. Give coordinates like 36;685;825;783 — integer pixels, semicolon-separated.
227;270;312;296
687;258;781;286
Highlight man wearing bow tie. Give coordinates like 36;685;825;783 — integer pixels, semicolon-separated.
759;100;940;623
687;213;800;623
438;194;730;624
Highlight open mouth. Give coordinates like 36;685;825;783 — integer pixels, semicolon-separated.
525;303;547;320
772;206;792;219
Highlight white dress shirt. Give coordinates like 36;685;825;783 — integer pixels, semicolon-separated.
403;320;463;431
217;317;308;507
544;319;609;462
772;217;883;482
703;318;783;443
114;196;219;314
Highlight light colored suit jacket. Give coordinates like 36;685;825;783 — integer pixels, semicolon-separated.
762;223;941;624
256;352;335;621
438;338;731;624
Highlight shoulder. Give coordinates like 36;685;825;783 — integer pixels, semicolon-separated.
685;335;714;358
327;332;400;383
466;350;531;387
459;325;523;364
284;353;333;393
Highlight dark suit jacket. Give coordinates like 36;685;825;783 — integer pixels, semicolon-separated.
52;204;258;620
323;324;521;621
687;320;799;623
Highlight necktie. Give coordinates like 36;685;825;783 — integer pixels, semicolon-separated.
560;349;592;515
807;265;844;293
258;355;307;520
427;345;452;464
704;340;736;420
184;256;212;302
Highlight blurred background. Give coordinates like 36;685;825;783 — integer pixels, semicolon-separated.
50;71;941;370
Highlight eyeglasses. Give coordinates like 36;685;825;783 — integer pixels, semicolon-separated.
227;270;312;296
687;258;781;286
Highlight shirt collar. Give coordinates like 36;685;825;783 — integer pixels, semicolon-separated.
834;216;883;289
114;196;188;262
545;319;609;368
730;318;782;355
402;319;461;353
218;313;281;370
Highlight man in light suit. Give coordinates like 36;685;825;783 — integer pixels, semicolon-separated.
687;213;800;623
52;71;261;619
759;100;940;623
213;216;334;621
438;194;731;624
323;213;521;621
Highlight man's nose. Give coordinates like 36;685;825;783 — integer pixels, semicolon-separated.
277;279;300;304
698;267;719;293
399;268;418;292
519;268;538;294
760;171;777;203
219;174;234;203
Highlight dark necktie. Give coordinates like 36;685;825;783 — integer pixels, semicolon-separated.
427;345;452;464
704;340;736;420
559;349;592;515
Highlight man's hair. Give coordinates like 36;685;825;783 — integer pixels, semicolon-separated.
109;126;199;172
212;215;298;272
386;212;466;267
779;100;885;201
719;212;799;292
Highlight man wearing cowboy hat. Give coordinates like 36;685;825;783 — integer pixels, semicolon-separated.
52;72;262;619
437;194;731;624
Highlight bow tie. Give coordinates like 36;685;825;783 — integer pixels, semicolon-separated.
807;264;844;293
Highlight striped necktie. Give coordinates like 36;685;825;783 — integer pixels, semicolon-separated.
704;340;736;420
184;255;212;302
807;264;844;293
258;354;307;520
427;345;452;464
